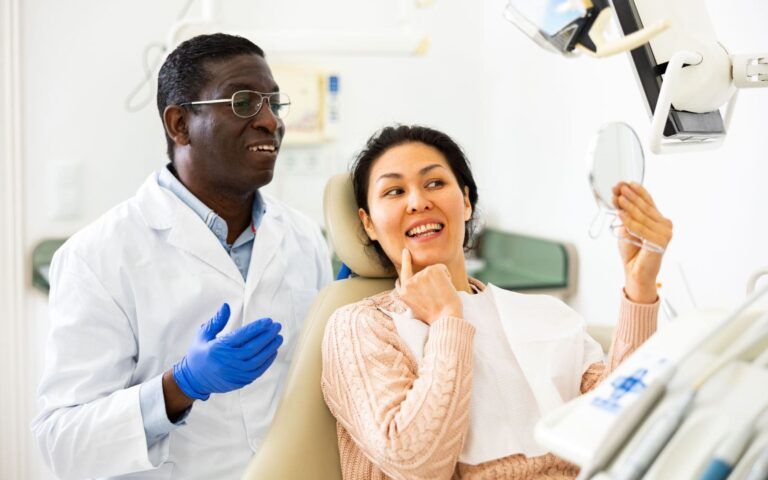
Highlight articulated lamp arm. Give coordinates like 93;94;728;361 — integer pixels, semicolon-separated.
574;7;670;58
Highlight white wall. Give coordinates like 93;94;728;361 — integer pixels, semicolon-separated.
479;0;768;324
13;0;768;477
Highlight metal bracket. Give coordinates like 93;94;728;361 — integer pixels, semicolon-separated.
732;53;768;88
747;56;768;83
649;50;738;155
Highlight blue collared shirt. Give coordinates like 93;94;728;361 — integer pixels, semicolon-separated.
138;165;267;448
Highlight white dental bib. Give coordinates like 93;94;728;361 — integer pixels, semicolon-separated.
385;283;604;465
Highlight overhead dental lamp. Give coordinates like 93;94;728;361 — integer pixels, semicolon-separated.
505;0;768;154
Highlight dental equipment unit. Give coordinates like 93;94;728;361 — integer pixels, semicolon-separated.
535;282;768;480
505;0;768;154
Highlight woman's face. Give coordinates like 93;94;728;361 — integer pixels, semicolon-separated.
359;141;472;273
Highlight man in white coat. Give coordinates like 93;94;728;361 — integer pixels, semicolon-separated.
32;33;333;480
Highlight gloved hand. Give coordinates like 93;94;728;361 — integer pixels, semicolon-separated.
173;303;283;401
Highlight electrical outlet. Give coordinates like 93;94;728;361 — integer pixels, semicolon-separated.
48;161;83;220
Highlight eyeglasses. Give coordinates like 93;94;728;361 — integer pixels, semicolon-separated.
180;90;291;119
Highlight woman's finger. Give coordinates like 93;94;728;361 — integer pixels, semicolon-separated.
617;195;652;227
619;186;673;231
618;197;672;236
616;202;672;239
618;211;671;247
611;182;626;209
619;185;664;222
612;181;630;196
400;248;413;283
628;182;657;207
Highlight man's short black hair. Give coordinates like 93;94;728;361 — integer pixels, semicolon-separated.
157;33;265;161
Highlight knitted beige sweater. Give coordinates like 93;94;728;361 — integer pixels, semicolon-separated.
321;283;659;480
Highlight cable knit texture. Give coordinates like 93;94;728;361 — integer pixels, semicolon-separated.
321;285;658;480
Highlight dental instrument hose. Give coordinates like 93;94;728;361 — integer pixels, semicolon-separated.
745;445;768;480
609;308;768;480
609;390;695;480
731;346;768;480
698;417;758;480
698;342;768;480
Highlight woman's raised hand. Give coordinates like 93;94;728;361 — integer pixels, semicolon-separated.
612;182;673;304
396;249;463;326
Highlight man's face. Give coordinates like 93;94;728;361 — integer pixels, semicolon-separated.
182;54;286;194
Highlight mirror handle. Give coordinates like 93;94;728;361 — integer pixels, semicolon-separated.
589;208;608;239
610;217;666;253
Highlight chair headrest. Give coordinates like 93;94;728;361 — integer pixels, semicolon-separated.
323;173;395;279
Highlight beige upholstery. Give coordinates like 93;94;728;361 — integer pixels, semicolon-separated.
323;173;393;278
242;174;395;480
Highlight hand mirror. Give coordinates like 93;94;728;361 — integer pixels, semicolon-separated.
587;122;664;252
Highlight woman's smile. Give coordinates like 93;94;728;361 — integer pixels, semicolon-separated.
404;220;445;242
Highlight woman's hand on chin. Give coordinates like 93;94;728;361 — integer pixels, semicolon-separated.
612;182;673;304
397;248;463;325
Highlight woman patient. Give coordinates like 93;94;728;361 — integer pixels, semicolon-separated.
321;125;673;480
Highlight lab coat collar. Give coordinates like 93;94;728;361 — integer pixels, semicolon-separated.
136;172;285;287
136;173;176;230
243;198;285;295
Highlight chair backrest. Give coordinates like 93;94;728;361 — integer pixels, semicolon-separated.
241;174;395;480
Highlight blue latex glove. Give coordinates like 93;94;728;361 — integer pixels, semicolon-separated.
173;303;283;401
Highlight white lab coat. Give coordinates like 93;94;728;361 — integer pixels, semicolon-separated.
32;172;333;480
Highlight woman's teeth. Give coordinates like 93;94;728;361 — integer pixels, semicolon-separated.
406;223;444;237
249;145;276;152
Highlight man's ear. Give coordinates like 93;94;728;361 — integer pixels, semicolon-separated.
358;208;378;241
463;186;472;221
163;105;191;147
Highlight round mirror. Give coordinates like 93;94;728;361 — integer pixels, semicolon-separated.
587;122;645;211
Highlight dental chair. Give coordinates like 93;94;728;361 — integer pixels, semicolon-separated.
241;173;395;480
241;173;614;480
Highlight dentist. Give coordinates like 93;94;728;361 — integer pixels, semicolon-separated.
32;33;332;480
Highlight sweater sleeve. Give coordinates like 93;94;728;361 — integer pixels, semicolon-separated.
321;303;475;480
580;291;660;393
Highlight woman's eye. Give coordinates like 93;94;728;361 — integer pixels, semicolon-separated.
426;179;445;188
384;188;403;197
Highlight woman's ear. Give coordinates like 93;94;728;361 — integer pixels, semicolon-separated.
463;186;472;221
358;208;378;241
163;105;191;147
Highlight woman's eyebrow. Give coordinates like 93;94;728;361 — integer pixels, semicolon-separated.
419;164;445;175
376;172;402;183
376;164;446;183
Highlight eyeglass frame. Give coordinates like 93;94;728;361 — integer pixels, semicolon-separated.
179;90;291;119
